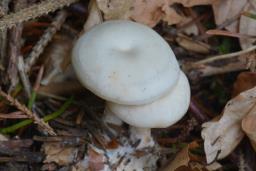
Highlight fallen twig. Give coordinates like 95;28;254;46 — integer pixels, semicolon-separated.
33;135;87;146
0;0;10;73
0;0;78;31
0;96;73;134
0;89;56;135
27;66;44;110
0;111;28;119
7;0;27;92
206;29;256;39
183;46;256;79
17;56;31;97
25;10;68;73
195;45;256;65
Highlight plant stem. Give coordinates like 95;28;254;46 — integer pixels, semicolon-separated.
27;90;37;110
0;96;73;134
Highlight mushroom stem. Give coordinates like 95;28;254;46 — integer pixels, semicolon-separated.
130;126;154;149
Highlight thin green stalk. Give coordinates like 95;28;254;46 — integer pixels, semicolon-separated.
243;12;256;20
0;97;73;134
27;90;37;110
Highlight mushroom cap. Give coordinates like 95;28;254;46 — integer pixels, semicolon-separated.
107;72;190;128
72;20;180;105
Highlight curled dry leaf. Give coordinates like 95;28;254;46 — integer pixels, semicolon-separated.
43;142;78;166
201;87;256;164
212;0;247;32
212;0;256;49
96;0;215;27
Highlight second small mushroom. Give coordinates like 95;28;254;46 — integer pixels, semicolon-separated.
72;20;190;149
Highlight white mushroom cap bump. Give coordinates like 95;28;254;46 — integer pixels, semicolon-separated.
72;20;180;105
107;72;190;128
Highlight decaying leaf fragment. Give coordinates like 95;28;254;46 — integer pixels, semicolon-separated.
43;142;79;166
96;0;215;27
161;141;222;171
201;87;256;164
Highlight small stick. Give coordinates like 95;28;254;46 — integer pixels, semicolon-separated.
0;0;78;31
183;56;247;79
0;111;28;119
25;10;68;73
34;66;44;91
0;89;55;135
27;66;44;110
17;56;32;97
0;96;73;134
195;45;256;65
0;0;10;69
183;45;256;78
7;0;27;92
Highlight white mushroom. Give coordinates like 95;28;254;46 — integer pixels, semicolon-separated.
72;20;180;105
107;72;190;148
72;20;191;169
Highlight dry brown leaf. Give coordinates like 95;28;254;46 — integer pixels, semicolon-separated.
242;105;256;151
43;142;78;166
176;35;210;54
130;0;165;27
232;72;256;97
96;0;215;27
161;144;190;171
161;141;215;171
201;87;256;164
